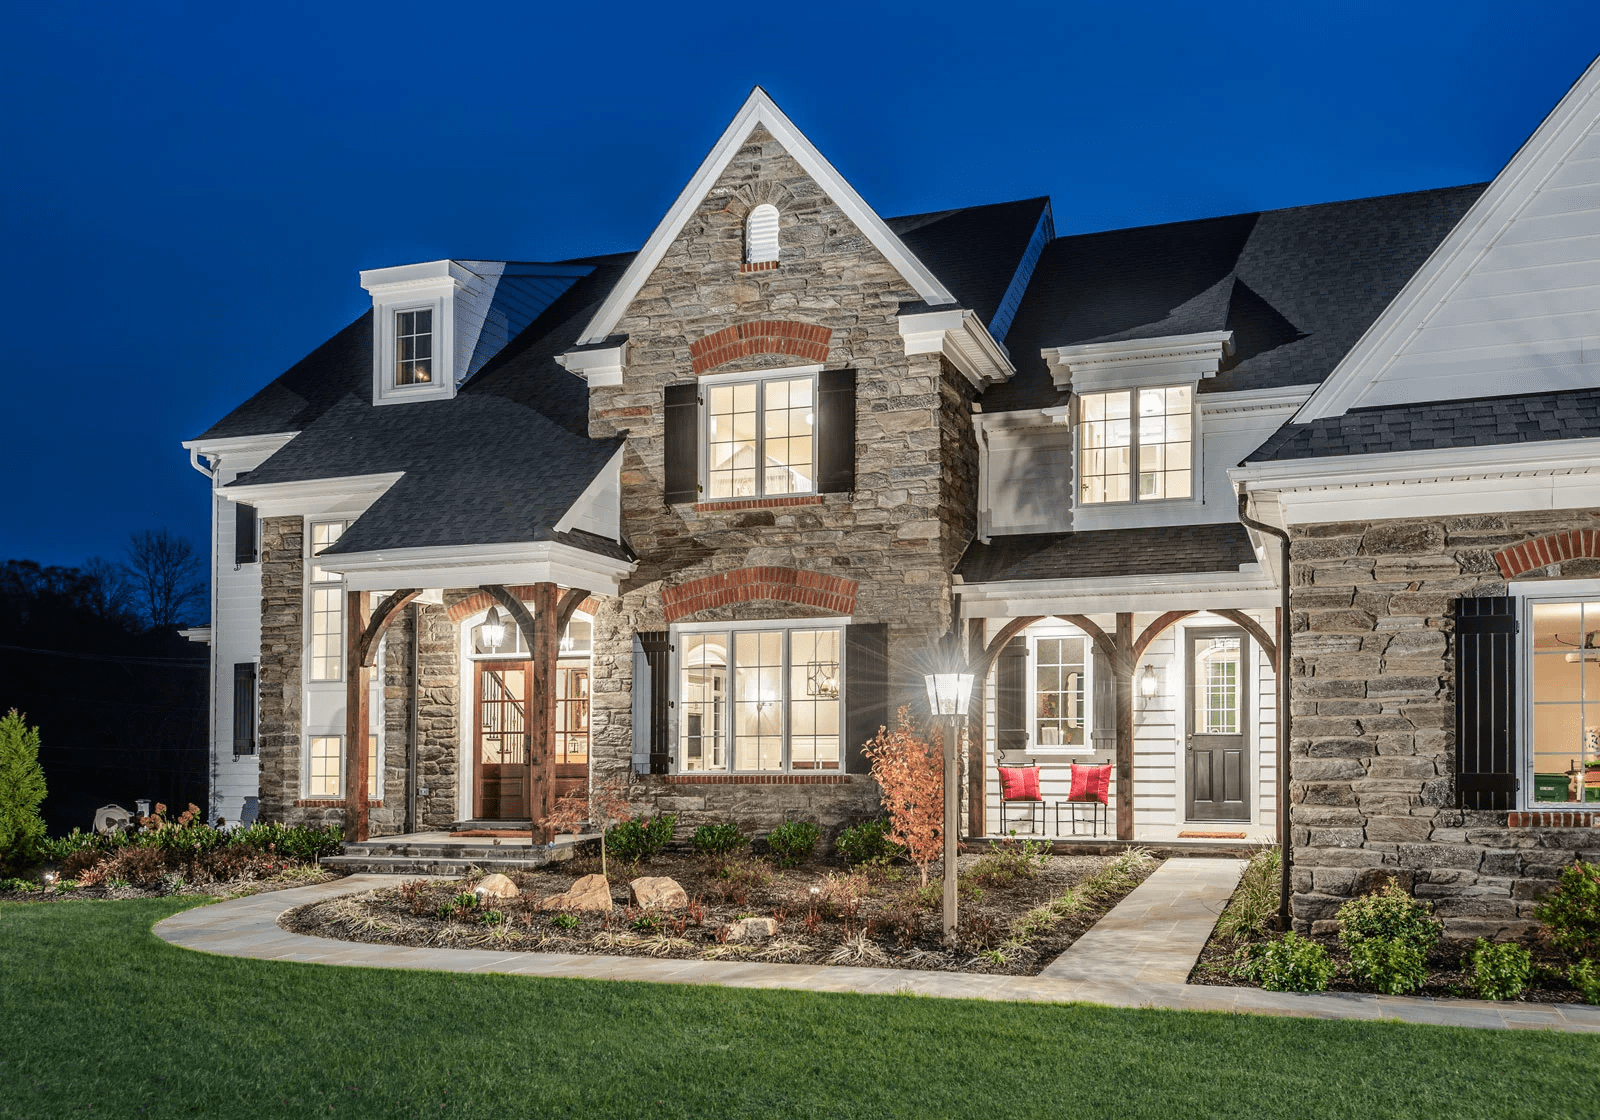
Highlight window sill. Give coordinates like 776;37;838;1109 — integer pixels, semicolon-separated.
691;495;825;513
294;798;383;808
740;261;779;273
663;774;852;785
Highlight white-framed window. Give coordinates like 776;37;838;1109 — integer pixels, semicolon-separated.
1030;629;1092;751
307;520;347;682
746;203;780;264
1520;583;1600;806
676;620;843;773
393;307;434;387
308;735;342;798
1077;385;1193;504
702;369;816;500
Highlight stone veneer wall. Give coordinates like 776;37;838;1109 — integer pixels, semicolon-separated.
256;516;303;824
583;125;979;834
1290;509;1600;938
415;599;462;828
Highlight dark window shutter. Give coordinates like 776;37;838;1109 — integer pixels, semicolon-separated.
631;635;651;775
844;622;888;775
1091;644;1117;755
234;503;257;565
817;368;856;494
637;630;673;775
663;383;699;505
232;663;257;756
1456;596;1519;810
995;637;1028;759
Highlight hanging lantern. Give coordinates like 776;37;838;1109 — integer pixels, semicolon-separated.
480;605;506;651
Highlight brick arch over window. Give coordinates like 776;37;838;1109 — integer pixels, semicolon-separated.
688;321;832;375
1494;531;1600;578
446;589;599;623
661;566;858;622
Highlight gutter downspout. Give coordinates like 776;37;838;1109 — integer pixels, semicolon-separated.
1239;492;1292;932
189;449;222;823
406;602;420;834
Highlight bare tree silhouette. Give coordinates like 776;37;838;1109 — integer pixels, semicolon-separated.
123;530;206;629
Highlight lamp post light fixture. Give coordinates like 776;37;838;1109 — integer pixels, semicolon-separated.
923;664;974;949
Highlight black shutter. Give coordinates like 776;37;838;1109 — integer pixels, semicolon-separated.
663;383;699;505
234;503;257;565
638;630;673;775
817;368;857;494
630;635;650;775
232;663;257;756
995;637;1028;759
1091;644;1117;757
844;622;888;774
1456;596;1519;810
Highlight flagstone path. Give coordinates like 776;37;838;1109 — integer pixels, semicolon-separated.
151;859;1600;1033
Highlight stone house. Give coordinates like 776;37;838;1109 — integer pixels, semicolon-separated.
182;60;1600;899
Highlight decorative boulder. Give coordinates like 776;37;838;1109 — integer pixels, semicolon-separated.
540;873;614;912
723;916;778;942
628;876;688;910
474;873;519;902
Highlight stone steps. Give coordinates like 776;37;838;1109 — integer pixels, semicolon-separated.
323;835;587;877
321;853;560;877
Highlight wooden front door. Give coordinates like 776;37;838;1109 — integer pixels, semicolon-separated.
1186;629;1250;821
474;661;529;820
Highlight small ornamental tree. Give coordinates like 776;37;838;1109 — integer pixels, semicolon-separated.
541;775;632;880
0;710;48;874
863;706;944;887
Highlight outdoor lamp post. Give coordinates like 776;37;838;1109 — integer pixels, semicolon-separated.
924;667;974;948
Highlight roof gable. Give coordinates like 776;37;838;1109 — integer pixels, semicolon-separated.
575;88;955;345
1298;55;1600;421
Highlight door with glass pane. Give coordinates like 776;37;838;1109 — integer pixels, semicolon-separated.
474;661;529;820
554;664;590;801
1186;629;1249;821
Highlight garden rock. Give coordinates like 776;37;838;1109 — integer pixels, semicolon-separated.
724;916;778;942
474;874;519;902
540;874;613;912
628;876;688;910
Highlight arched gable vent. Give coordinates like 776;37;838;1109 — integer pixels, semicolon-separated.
745;203;780;264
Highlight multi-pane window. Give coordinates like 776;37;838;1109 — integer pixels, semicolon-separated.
367;734;379;799
556;668;589;766
1078;385;1193;504
677;625;842;772
308;736;342;797
394;308;433;386
308;521;346;682
1194;635;1242;735
1529;598;1600;804
705;375;815;499
1034;635;1087;748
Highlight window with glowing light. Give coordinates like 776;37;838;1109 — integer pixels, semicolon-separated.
1029;628;1093;752
307;520;347;682
676;623;842;772
704;372;816;500
1077;385;1193;504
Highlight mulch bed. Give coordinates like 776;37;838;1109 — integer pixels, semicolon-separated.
281;847;1159;975
0;868;346;905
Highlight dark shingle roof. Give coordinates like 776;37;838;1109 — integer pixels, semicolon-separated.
886;197;1051;333
1245;388;1600;463
983;184;1487;413
956;524;1258;583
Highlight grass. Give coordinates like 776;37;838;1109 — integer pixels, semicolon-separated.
1;899;1597;1120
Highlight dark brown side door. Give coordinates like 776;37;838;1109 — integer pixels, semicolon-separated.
1186;628;1250;821
474;661;530;820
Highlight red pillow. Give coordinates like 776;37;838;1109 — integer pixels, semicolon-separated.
999;766;1041;801
1070;763;1111;804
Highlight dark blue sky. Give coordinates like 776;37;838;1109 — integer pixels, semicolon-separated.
3;2;1596;568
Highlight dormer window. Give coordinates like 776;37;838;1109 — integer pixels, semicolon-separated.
745;204;780;265
1078;385;1193;504
394;309;433;386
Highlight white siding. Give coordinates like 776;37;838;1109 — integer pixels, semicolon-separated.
209;469;262;824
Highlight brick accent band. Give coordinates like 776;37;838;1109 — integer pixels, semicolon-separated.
294;799;383;809
1508;810;1599;828
693;496;824;513
739;261;779;273
662;774;853;785
688;320;831;375
447;590;600;623
660;565;858;622
1495;530;1600;578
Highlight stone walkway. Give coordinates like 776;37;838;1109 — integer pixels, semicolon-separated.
151;861;1600;1033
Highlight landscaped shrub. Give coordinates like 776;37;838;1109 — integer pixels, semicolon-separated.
862;707;943;886
1336;878;1441;953
605;814;675;864
0;710;48;875
1347;936;1428;995
1242;932;1335;993
102;846;169;886
1568;958;1600;1004
690;823;745;858
230;821;344;863
766;820;820;869
1533;860;1600;960
1469;938;1532;1001
967;835;1050;889
1214;846;1281;942
834;818;903;867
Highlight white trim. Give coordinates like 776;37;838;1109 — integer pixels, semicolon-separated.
555;342;628;387
178;626;212;645
220;473;404;519
697;367;822;502
553;448;625;542
897;307;1015;388
1297;56;1600;422
956;569;1276;618
181;431;298;461
575;88;954;347
1026;625;1095;756
1509;578;1600;809
318;540;635;596
1042;331;1233;394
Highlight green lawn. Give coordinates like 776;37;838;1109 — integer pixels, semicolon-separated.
1;899;1596;1120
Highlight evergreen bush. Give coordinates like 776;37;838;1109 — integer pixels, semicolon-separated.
605;814;675;863
834;818;904;866
766;819;820;868
1336;878;1441;953
0;710;47;875
1469;938;1531;1001
1532;860;1600;960
1347;936;1428;995
690;823;746;858
1568;958;1600;1005
1242;933;1335;992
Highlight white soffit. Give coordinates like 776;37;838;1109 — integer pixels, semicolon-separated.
575;87;955;346
1299;55;1600;422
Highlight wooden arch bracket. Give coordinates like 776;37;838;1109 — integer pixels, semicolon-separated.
358;589;421;668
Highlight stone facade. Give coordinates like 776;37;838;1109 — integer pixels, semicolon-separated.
256;516;303;824
1289;508;1600;938
582;125;980;831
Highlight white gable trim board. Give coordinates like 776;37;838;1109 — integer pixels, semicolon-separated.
1299;56;1600;421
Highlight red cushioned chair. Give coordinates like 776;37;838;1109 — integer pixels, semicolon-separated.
998;763;1046;835
1055;762;1111;837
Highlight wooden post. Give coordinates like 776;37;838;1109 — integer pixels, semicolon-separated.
528;582;560;831
344;589;371;842
1114;612;1135;841
942;714;959;946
